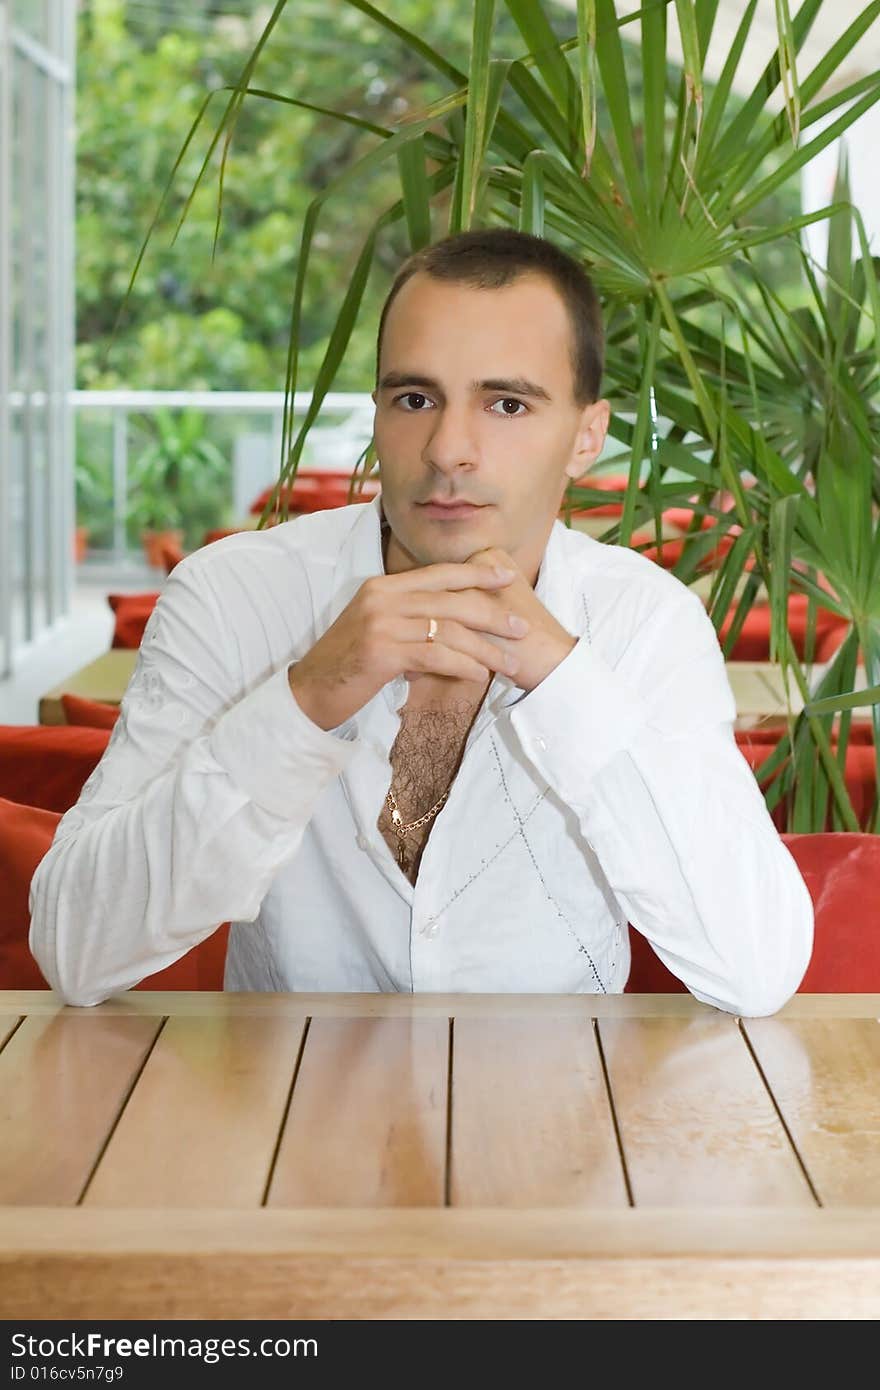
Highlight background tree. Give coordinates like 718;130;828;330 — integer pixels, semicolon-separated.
76;0;799;391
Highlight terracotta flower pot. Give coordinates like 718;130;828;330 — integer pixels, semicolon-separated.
141;528;185;568
73;526;89;564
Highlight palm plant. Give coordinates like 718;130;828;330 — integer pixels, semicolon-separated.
118;0;880;830
126;406;231;550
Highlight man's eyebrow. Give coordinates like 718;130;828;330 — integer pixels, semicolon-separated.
378;371;552;402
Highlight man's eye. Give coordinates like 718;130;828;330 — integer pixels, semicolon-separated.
490;398;527;417
395;393;432;410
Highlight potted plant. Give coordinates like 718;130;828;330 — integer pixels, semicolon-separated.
74;449;116;559
126;406;231;564
119;0;880;829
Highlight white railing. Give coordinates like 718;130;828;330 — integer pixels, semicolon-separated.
72;389;375;563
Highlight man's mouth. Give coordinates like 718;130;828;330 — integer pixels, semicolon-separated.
417;499;489;519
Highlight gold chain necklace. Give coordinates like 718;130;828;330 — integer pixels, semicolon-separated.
385;784;451;871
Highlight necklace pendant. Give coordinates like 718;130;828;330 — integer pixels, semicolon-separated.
397;841;408;870
390;807;402;827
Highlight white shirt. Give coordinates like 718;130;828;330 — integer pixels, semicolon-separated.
29;493;814;1013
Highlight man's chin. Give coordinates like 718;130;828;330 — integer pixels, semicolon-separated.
387;523;497;573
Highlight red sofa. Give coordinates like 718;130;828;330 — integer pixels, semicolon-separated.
626;832;880;993
0;723;228;992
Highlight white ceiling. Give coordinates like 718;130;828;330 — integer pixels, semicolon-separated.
552;0;880;102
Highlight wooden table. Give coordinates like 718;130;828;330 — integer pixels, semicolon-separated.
39;649;138;725
1;990;879;1319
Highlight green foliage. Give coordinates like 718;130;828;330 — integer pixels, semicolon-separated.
102;0;880;831
74;445;115;550
76;0;800;391
125;407;232;548
76;0;532;390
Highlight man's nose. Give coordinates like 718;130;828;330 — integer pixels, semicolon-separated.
422;401;479;473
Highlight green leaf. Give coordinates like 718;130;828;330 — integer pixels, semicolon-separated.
519;149;547;234
397;137;432;252
460;1;499;229
774;0;800;146
594;0;646;216
575;0;598;177
639;0;666;216
674;0;704;187
768;493;799;663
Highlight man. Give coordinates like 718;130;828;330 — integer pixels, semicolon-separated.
29;228;813;1012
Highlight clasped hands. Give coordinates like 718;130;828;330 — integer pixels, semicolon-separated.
288;543;578;732
463;546;577;694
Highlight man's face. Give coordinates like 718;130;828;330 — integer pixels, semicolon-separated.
371;270;610;585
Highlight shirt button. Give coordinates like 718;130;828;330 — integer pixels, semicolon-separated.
536;736;547;750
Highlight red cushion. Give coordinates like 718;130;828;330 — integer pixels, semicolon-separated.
0;725;111;813
0;796;230;992
719;595;850;662
564;473;629;519
107;592;160;649
203;527;246;546
660;506;722;534
636;532;741;572
249;472;381;517
157;538;185;574
735;729;876;831
626;832;880;994
0;800;57;987
60;694;120;729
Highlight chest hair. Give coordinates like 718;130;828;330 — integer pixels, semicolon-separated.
376;695;486;885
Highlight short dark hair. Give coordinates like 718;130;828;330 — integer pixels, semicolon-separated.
376;227;604;407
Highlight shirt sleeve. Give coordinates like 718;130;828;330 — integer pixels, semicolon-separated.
506;585;815;1017
28;551;362;1008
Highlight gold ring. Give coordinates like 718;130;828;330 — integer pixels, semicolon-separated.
426;617;438;643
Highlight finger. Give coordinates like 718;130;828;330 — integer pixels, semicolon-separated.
401;594;530;640
405;639;492;684
402;620;521;679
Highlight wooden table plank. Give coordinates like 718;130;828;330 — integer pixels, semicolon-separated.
3;994;880;1320
6;990;880;1019
0;1013;163;1206
38;649;138;725
4;1207;880;1320
83;1014;307;1208
450;1016;628;1207
598;1016;816;1207
744;1017;880;1207
267;1017;448;1207
0;1016;21;1051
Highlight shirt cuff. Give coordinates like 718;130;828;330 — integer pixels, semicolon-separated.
507;636;648;794
209;663;361;819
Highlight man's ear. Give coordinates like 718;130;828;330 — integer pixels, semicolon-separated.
371;389;377;404
565;398;611;483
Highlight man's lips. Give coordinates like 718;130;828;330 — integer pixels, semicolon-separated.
417;499;489;511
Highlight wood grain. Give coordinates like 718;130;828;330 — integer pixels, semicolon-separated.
267;1016;448;1207
598;1015;815;1207
3;1208;880;1319
83;1014;307;1208
450;1016;628;1206
13;990;880;1018
744;1017;880;1206
0;1012;162;1205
